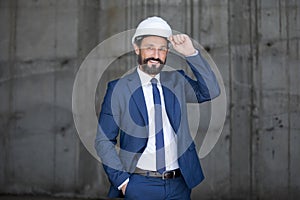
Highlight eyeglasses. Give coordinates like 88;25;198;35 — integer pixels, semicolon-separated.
141;45;168;54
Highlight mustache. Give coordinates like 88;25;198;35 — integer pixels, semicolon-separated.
142;57;164;64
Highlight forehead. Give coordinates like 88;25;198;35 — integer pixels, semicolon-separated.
141;36;168;46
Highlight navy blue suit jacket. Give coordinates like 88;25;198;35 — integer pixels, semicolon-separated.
95;52;220;198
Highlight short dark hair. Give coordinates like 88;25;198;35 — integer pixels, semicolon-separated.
134;36;144;47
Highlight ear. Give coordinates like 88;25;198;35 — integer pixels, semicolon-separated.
133;43;140;55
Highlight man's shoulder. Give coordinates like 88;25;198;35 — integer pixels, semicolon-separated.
106;69;138;88
161;69;186;80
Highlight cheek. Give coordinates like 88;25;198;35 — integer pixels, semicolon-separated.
160;54;167;61
140;51;151;60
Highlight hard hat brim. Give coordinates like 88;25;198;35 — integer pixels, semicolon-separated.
132;28;172;44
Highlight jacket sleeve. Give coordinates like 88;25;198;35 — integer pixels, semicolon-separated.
182;50;220;103
94;80;130;189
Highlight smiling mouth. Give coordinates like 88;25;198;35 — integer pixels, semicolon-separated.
143;57;164;65
148;60;160;65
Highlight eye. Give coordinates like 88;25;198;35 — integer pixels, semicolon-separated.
159;47;168;52
147;46;154;51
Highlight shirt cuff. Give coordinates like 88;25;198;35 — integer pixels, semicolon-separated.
185;50;199;57
118;178;129;190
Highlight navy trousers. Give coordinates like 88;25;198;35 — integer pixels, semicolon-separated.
124;174;191;200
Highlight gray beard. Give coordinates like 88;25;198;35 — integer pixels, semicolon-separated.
140;64;164;75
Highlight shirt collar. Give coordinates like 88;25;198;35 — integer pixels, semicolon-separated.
137;66;160;86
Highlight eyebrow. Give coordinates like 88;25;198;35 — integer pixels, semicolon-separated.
142;44;168;48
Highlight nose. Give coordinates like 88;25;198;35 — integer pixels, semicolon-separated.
153;48;159;58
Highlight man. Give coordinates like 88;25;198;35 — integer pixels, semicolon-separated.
95;16;220;199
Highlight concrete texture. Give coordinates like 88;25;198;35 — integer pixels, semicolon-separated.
0;0;299;199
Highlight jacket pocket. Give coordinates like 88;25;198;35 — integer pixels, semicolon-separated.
124;176;133;197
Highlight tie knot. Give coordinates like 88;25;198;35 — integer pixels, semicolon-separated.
151;78;158;84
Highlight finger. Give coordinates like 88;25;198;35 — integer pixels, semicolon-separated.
173;35;184;45
174;35;182;44
180;34;187;43
168;36;176;46
169;35;174;43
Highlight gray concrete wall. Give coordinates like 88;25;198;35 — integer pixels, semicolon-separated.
0;0;299;199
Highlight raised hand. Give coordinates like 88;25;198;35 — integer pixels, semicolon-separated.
169;34;197;56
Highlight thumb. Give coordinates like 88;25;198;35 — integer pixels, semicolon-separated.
168;36;176;47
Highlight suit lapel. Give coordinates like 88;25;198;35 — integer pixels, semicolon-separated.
127;70;149;126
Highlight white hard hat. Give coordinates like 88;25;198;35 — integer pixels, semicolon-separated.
132;16;172;44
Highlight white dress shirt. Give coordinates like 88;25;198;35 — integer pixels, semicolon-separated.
136;67;179;171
